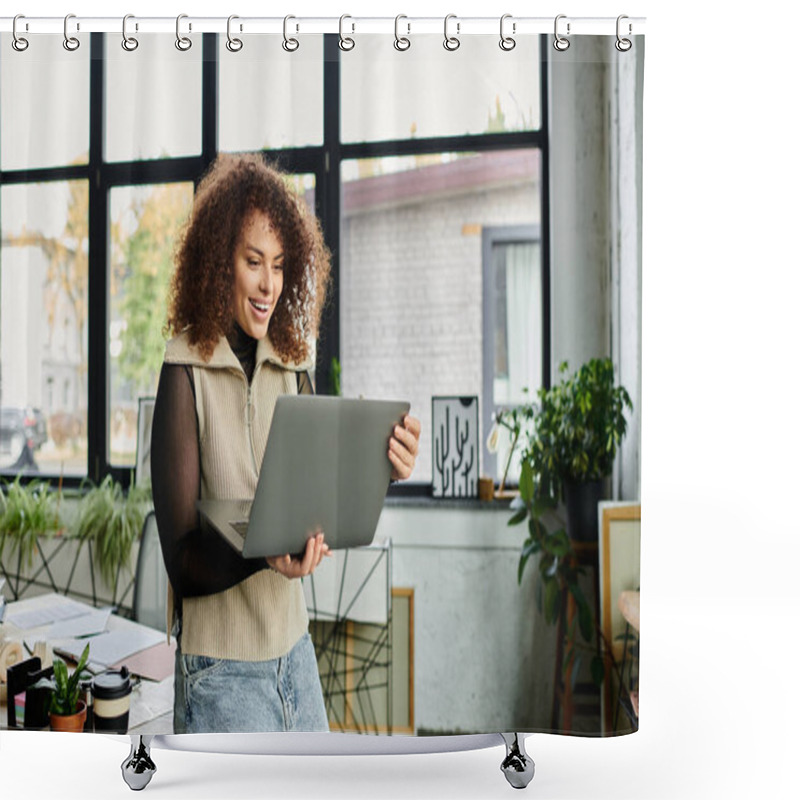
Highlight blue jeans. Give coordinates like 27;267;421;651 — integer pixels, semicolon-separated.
173;632;329;733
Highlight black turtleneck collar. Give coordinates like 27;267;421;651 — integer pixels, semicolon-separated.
228;321;258;383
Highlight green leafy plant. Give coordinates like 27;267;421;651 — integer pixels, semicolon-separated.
0;477;61;570
330;356;342;397
507;358;633;686
72;475;150;588
32;643;91;717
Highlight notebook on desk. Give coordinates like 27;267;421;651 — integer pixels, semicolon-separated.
197;395;410;559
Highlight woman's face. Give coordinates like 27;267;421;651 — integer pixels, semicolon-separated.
232;210;285;340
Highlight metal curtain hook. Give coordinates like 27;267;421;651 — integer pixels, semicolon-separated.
226;15;242;52
553;14;570;52
443;14;460;52
176;14;192;51
499;14;516;51
12;14;29;52
122;14;139;51
394;14;410;51
339;14;355;51
283;15;299;52
615;14;632;52
64;13;80;51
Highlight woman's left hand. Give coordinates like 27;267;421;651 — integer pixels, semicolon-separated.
388;415;421;481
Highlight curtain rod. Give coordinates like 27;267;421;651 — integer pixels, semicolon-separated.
0;16;646;37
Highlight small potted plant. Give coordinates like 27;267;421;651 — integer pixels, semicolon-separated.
32;642;91;732
0;476;61;572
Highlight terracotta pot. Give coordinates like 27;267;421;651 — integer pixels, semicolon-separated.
49;700;87;733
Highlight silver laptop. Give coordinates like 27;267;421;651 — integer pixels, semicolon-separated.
197;395;410;559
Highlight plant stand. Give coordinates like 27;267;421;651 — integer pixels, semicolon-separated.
120;732;535;790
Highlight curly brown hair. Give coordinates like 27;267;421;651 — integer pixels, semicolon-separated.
167;153;331;364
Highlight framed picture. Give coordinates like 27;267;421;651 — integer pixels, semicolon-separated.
136;397;156;489
431;396;479;498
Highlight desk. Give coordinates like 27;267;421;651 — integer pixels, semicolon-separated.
0;593;174;733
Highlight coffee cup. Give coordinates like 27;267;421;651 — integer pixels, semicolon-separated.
91;667;132;733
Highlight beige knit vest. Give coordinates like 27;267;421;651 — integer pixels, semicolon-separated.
163;331;312;661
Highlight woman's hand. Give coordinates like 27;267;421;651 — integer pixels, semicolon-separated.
389;415;421;481
267;531;330;579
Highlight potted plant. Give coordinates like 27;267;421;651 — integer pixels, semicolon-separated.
32;643;91;732
72;474;150;592
0;476;61;572
508;357;632;685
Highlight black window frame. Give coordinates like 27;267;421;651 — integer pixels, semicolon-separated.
0;33;551;495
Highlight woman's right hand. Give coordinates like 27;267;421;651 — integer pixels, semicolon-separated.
267;532;330;579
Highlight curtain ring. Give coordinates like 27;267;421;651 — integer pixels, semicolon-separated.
122;14;139;51
63;13;80;51
226;15;243;52
283;15;299;52
615;15;632;52
443;14;460;52
553;14;570;52
394;15;410;51
176;14;192;51
339;14;355;51
12;14;29;52
499;14;516;51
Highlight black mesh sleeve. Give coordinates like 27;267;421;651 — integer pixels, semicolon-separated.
150;362;267;600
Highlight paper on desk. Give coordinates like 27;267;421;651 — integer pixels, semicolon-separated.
5;595;95;630
45;607;113;639
54;627;164;668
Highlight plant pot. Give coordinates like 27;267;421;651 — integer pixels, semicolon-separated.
49;700;87;733
563;478;606;542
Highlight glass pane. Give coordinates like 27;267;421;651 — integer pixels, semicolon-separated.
340;150;540;482
105;34;202;162
108;183;194;467
341;34;540;144
219;36;324;151
0;181;89;477
0;33;90;170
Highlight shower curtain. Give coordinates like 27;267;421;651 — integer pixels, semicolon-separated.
0;16;643;741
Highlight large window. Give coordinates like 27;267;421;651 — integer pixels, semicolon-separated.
0;32;547;490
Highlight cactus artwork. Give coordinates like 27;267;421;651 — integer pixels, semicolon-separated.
432;396;479;498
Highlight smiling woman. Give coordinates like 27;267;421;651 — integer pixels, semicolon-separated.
150;152;421;734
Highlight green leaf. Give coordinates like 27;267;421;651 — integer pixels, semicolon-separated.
517;553;530;585
544;579;561;623
519;460;534;503
591;656;605;686
548;529;571;557
507;507;528;526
